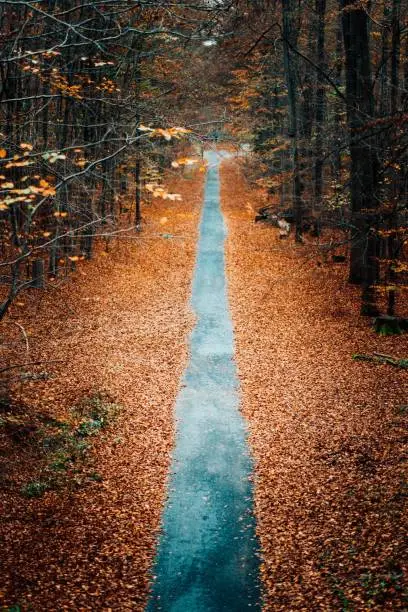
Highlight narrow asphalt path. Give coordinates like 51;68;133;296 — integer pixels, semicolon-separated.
147;151;260;611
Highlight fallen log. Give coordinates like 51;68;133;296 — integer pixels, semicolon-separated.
352;352;408;369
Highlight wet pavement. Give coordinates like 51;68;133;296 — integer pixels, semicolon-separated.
147;151;261;611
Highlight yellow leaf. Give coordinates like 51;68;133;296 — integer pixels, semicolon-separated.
20;143;33;151
5;160;34;168
0;149;7;158
43;187;56;196
177;157;198;166
166;193;182;202
157;129;172;141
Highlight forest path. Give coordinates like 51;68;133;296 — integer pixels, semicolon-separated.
148;151;261;611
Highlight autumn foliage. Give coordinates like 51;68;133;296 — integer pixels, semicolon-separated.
0;0;407;610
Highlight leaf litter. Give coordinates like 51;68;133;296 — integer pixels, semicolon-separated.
0;168;204;610
1;155;406;611
220;158;407;611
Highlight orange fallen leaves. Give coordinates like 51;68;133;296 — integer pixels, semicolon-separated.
221;158;408;611
0;163;205;610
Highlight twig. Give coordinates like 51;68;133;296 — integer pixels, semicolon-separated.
0;359;64;375
11;322;30;354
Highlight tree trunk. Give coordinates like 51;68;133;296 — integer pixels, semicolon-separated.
31;259;45;289
314;0;327;217
332;17;343;179
341;0;378;286
135;156;142;230
282;0;303;243
390;0;401;116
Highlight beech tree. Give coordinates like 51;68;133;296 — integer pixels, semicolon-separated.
341;0;377;287
0;0;406;321
282;0;303;243
221;0;407;315
0;0;230;321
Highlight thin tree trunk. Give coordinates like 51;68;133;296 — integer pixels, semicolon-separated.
314;0;327;221
135;156;142;230
282;0;303;242
332;17;343;179
390;0;401;115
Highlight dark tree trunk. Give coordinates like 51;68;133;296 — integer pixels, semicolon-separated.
282;0;303;243
390;0;401;116
80;229;94;260
341;0;378;287
31;259;45;289
135;156;142;230
314;0;327;216
332;17;343;179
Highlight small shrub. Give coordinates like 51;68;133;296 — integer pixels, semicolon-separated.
49;451;72;471
77;418;103;437
21;481;49;498
377;321;402;336
19;392;120;497
74;393;120;428
42;432;68;451
88;471;103;482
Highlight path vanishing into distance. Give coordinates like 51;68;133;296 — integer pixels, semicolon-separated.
148;151;261;611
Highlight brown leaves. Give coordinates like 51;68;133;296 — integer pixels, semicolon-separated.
0;163;205;609
221;157;408;611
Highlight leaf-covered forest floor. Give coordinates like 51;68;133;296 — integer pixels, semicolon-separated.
0;155;407;611
0;167;204;610
221;158;408;611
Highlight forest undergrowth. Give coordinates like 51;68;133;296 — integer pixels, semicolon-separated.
0;167;204;610
221;158;407;611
